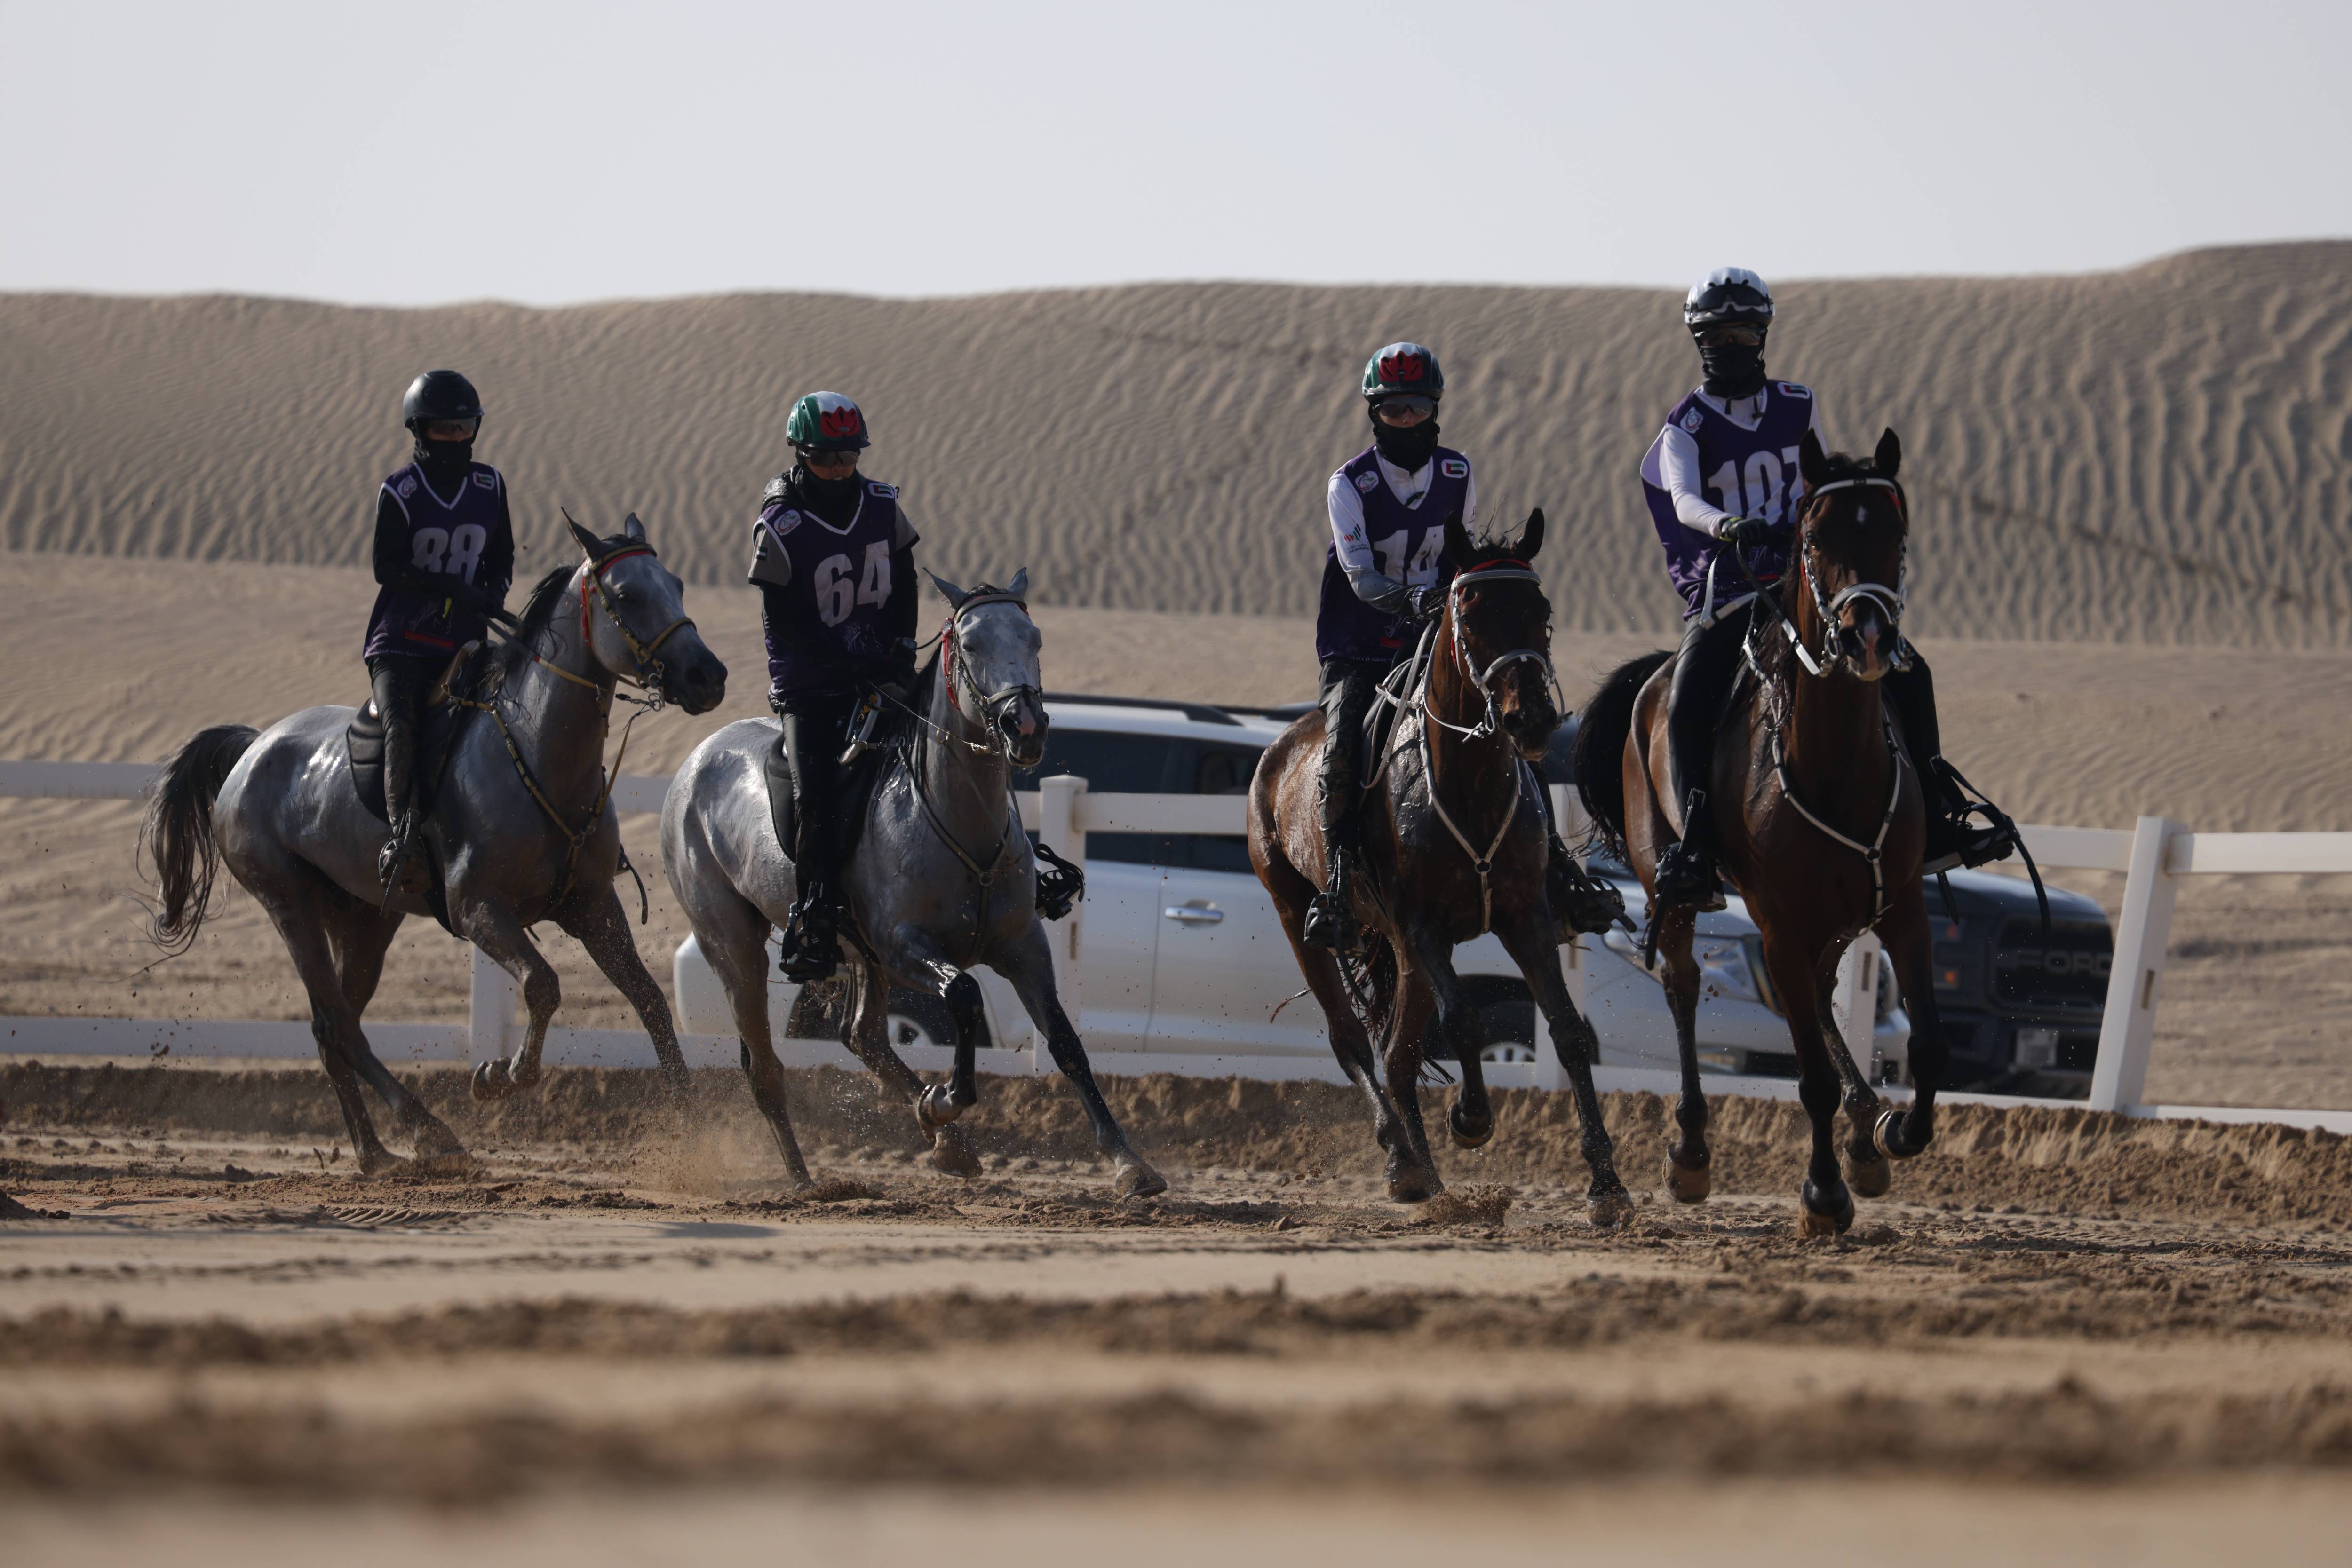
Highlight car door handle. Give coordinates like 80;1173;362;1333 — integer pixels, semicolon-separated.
1163;906;1224;924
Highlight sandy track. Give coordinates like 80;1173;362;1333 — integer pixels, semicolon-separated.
7;1063;2352;1558
5;244;2347;647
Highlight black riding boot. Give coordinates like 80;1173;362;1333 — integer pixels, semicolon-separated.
1884;658;2016;873
1303;661;1381;952
774;703;851;983
1535;780;1624;938
1653;612;1747;912
370;658;430;897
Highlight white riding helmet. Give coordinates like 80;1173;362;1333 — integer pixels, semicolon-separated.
1684;268;1775;333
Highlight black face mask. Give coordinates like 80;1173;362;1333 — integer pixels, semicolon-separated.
1698;339;1768;399
412;429;475;484
792;462;865;525
1371;413;1441;472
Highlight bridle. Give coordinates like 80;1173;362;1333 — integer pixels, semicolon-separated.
933;589;1042;762
1421;560;1563;741
1784;476;1912;680
575;544;694;703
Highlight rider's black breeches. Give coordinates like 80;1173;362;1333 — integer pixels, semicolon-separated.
1664;607;1753;842
1318;657;1388;849
773;693;858;890
1881;652;1947;803
367;655;435;823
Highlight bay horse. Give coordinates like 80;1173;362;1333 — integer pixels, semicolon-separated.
1251;513;1631;1222
662;570;1165;1199
143;514;729;1172
1577;428;1948;1235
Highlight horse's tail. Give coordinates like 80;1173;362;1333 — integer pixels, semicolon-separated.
1573;651;1671;862
141;724;259;957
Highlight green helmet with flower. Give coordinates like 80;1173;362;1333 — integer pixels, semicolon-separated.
1360;342;1444;404
785;390;872;452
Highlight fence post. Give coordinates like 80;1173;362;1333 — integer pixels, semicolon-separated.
1832;934;1883;1069
1035;774;1087;1074
469;944;516;1064
1540;784;1589;1093
2087;815;2182;1113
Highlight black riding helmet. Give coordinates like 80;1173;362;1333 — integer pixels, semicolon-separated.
403;369;482;475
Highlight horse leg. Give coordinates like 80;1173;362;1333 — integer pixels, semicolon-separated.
693;888;813;1188
322;907;405;1169
1379;969;1444;1203
557;885;692;1101
1647;903;1712;1203
1759;927;1852;1236
465;904;562;1104
872;924;990;1150
1495;907;1633;1226
261;890;462;1172
836;949;980;1178
1874;895;1948;1161
1269;885;1418;1188
997;922;1166;1200
1397;921;1492;1152
1810;939;1893;1199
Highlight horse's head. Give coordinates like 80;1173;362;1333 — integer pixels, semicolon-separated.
929;567;1048;769
1790;429;1909;683
1440;508;1559;760
564;513;729;713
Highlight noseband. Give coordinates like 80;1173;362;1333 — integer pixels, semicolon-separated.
1788;477;1911;680
939;590;1042;759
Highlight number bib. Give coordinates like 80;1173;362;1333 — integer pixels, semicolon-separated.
1639;384;1812;617
752;479;906;699
362;461;509;660
1315;444;1470;663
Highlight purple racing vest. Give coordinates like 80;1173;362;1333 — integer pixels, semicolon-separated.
1315;444;1469;663
1639;383;1813;617
749;478;909;700
363;462;510;661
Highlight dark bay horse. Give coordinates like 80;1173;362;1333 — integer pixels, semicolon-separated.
143;515;728;1172
1251;513;1631;1221
1577;428;1948;1235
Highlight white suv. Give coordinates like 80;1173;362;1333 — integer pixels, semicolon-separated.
672;695;1910;1075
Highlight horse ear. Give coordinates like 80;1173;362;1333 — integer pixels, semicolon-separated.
621;512;647;542
927;570;969;607
564;511;602;560
1006;567;1029;600
1874;427;1902;480
1517;507;1545;561
1797;429;1828;491
1442;510;1472;569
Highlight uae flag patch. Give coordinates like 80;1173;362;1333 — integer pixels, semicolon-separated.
1440;458;1468;479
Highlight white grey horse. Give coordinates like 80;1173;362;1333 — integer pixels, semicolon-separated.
143;515;728;1172
661;571;1165;1198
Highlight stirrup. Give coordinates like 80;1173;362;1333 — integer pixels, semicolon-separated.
777;897;841;983
377;813;427;901
1302;855;1355;952
1922;762;2019;875
1548;842;1627;937
1653;841;1725;914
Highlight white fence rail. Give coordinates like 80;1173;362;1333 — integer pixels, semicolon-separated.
6;759;2350;1135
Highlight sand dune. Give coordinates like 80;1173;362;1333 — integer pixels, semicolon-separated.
4;243;2346;646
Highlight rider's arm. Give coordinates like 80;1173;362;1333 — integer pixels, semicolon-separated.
1326;470;1411;614
479;477;516;603
746;508;794;589
372;487;415;588
883;505;920;660
1654;422;1740;539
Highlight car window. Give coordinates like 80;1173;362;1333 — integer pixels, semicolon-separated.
1014;730;1179;867
1192;743;1260;795
1170;741;1263;875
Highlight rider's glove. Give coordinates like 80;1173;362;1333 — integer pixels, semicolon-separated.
1720;515;1786;549
1406;584;1447;622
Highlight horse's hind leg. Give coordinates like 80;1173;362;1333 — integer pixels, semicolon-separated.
996;922;1164;1199
1648;904;1713;1203
697;887;812;1188
1398;920;1492;1152
1495;907;1632;1226
558;884;692;1100
839;950;981;1178
465;904;561;1104
1380;973;1444;1203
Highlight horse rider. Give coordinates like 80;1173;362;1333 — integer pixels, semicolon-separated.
365;369;515;892
747;390;920;982
1638;267;2016;912
1303;343;1598;950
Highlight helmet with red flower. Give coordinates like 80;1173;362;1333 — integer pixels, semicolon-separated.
785;390;872;453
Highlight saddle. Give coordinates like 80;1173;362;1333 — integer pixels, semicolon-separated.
346;643;482;934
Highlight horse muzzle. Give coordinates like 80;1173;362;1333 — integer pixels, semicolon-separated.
667;647;729;714
998;689;1049;770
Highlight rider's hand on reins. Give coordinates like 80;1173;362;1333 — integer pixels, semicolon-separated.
1720;515;1785;549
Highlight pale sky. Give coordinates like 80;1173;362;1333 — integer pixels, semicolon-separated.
5;0;2346;304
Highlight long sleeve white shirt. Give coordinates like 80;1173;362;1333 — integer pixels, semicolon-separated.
1646;385;1828;539
1325;451;1478;599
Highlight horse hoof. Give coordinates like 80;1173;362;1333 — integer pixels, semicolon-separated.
1385;1152;1439;1205
357;1148;408;1179
918;1083;964;1129
1588;1188;1636;1228
1846;1149;1893;1199
1114;1157;1167;1201
1800;1178;1855;1237
1874;1108;1920;1162
1448;1104;1494;1151
1664;1155;1712;1204
927;1122;983;1178
471;1060;536;1104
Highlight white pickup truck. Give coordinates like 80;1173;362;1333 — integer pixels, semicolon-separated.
673;695;1910;1076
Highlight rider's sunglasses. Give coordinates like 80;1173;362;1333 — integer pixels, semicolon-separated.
1695;325;1764;348
424;418;479;441
1373;396;1437;426
799;447;860;474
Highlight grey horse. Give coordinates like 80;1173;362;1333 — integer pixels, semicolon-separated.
143;515;728;1172
661;570;1165;1199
